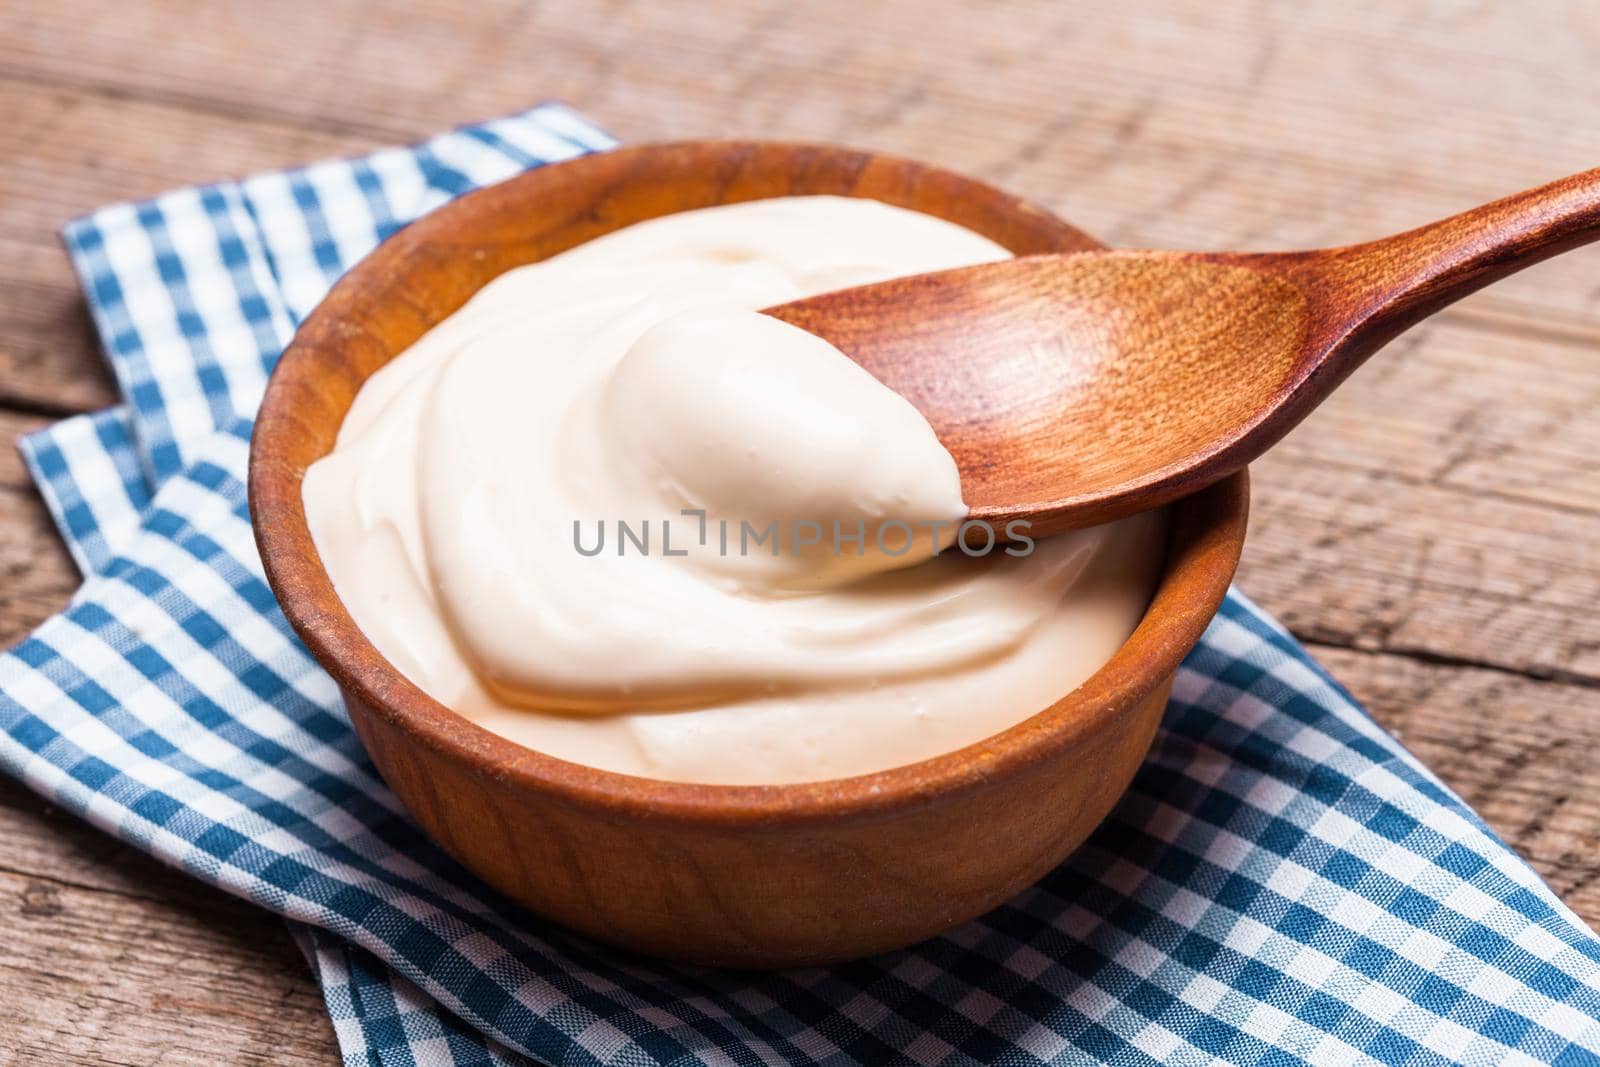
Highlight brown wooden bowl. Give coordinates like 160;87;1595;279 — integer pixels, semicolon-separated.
249;141;1248;968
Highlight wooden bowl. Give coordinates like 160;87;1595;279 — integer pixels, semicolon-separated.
249;142;1248;968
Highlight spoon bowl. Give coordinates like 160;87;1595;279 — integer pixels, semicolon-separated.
772;252;1309;530
768;167;1600;533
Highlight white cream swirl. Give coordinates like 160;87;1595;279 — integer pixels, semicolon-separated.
304;197;1165;784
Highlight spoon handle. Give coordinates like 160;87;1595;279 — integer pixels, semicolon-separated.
1305;167;1600;358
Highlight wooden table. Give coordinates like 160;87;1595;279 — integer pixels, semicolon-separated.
3;1;1598;1061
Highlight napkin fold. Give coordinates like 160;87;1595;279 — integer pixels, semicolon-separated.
6;104;1600;1067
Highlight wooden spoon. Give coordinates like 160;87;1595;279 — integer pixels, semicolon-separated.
765;169;1600;536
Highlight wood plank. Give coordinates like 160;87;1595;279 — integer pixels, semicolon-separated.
1313;644;1600;926
6;0;1600;430
0;239;117;415
0;409;49;492
1237;313;1600;685
1;408;82;640
0;779;338;1063
8;0;1600;422
0;486;79;642
0;411;82;644
5;0;1600;323
0;79;369;415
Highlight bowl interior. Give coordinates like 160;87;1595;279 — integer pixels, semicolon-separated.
249;141;1248;822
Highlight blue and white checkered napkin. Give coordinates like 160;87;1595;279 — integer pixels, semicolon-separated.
4;105;1600;1067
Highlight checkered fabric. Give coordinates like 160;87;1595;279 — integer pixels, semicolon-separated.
5;105;1600;1067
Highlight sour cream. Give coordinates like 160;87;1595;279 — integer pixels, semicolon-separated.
304;197;1165;784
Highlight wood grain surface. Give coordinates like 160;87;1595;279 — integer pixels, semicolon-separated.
2;0;1598;1061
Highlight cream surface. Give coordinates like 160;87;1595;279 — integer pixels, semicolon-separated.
304;197;1166;785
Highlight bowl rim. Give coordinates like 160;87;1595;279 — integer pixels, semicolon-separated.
249;139;1249;828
